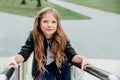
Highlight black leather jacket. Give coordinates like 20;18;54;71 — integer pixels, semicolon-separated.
18;31;77;79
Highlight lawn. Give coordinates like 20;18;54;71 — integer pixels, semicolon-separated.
63;0;120;14
0;0;90;20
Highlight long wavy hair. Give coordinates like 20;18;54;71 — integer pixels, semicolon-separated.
32;7;67;71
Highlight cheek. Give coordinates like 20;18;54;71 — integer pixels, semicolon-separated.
40;26;45;32
40;22;44;27
54;24;57;28
40;22;46;27
54;27;57;33
55;26;57;31
53;25;57;31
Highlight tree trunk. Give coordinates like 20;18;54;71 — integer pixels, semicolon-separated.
21;0;26;4
37;0;42;7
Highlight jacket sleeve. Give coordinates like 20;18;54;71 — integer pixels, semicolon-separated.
18;31;34;62
64;41;77;62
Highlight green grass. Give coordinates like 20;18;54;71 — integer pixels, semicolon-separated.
63;0;120;14
0;0;90;20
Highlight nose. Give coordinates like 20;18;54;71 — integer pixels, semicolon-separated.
48;22;52;27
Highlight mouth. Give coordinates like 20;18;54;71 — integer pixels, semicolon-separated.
46;28;53;31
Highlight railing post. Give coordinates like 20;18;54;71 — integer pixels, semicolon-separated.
14;65;20;80
70;65;75;80
22;63;25;80
21;53;33;80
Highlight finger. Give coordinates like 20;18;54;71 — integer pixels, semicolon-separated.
81;61;84;71
4;62;11;68
4;62;17;69
9;65;16;68
14;61;18;69
81;58;89;70
83;63;89;70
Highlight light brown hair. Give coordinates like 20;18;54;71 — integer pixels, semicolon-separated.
32;7;67;71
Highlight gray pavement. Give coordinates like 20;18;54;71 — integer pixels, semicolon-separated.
0;12;34;56
48;0;120;19
0;0;120;60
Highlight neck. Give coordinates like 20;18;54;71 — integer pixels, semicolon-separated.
45;35;52;40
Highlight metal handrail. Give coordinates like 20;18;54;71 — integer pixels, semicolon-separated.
0;65;20;80
86;65;120;80
72;63;120;80
0;63;120;80
0;67;15;80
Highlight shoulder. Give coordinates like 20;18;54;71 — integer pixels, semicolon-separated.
28;31;33;39
66;40;72;48
25;31;34;43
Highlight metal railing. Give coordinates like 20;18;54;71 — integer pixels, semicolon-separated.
72;63;120;80
86;65;120;80
0;67;15;80
0;65;20;80
0;63;120;80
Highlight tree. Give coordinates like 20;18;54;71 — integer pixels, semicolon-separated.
37;0;42;7
21;0;42;7
21;0;26;4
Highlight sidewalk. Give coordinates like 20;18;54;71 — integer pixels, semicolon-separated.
0;12;34;56
48;0;120;19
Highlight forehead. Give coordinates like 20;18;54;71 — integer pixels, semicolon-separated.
42;13;57;20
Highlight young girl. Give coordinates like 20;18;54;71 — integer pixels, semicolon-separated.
5;7;89;80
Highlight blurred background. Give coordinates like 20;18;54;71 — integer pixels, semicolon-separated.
0;0;120;80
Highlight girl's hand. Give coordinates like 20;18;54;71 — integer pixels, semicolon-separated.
81;58;89;71
4;56;18;69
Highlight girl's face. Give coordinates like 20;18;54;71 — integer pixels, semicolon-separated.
40;13;57;39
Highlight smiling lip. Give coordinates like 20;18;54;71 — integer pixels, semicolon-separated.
46;29;53;31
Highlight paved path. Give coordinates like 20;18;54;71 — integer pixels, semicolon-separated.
48;0;120;60
48;0;120;19
0;12;34;56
